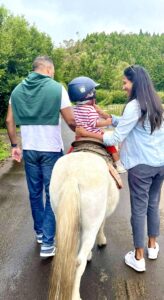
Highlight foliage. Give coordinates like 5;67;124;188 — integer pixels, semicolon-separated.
157;91;164;103
96;89;112;105
0;138;10;161
0;5;54;127
96;89;126;106
1;6;164;126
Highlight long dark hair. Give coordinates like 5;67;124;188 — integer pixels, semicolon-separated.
124;65;163;133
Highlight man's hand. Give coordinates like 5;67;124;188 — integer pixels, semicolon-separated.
75;127;103;141
11;147;22;162
76;126;89;137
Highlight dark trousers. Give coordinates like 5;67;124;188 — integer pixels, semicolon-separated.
128;164;164;248
23;150;63;246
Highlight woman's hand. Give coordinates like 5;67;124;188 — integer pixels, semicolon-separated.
106;117;112;125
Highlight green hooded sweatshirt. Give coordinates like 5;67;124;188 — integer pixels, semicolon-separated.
11;72;62;125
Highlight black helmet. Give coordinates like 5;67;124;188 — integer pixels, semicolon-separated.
68;76;100;102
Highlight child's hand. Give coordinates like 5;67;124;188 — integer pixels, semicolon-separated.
93;104;111;119
93;104;103;114
106;117;112;126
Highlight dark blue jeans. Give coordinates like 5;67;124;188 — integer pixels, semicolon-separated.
23;150;63;246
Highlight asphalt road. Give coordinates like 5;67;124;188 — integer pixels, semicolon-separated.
0;121;164;300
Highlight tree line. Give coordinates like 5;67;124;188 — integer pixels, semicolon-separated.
0;6;164;127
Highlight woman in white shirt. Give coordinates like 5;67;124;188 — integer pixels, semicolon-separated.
76;65;164;272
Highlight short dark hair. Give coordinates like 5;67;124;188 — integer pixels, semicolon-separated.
32;56;54;71
124;65;163;133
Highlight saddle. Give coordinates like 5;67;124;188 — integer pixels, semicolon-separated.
71;138;123;189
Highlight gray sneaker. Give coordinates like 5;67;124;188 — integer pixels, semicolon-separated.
40;245;56;258
36;233;43;244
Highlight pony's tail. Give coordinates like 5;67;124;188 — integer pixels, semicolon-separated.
49;178;80;300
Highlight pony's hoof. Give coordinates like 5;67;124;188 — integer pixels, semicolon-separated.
97;236;107;247
87;251;92;261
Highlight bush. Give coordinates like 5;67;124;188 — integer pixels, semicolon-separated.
157;91;164;103
96;89;126;106
108;90;126;104
96;89;112;105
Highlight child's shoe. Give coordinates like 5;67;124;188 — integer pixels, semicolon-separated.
40;244;56;258
115;160;126;174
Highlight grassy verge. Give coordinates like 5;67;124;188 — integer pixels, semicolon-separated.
0;129;10;161
105;104;124;115
0;140;10;161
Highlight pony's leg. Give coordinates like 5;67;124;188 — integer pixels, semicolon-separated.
87;251;92;261
96;220;107;247
72;233;97;300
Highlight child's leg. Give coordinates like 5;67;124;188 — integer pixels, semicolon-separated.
106;145;117;158
106;146;126;174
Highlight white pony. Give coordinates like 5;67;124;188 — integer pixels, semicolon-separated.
49;151;119;300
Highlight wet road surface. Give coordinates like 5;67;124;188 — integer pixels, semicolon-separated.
0;122;164;300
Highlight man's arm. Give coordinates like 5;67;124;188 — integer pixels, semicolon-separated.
6;104;17;144
60;106;76;131
6;104;22;162
76;127;103;141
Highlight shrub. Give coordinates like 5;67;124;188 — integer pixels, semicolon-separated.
108;90;126;104
96;89;126;105
157;91;164;103
96;89;112;105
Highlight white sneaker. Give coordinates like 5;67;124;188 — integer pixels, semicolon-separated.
125;250;146;272
115;161;126;174
147;242;159;259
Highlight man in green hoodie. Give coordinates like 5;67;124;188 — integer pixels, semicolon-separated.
6;56;76;258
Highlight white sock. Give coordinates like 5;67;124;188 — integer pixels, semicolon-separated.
115;160;123;167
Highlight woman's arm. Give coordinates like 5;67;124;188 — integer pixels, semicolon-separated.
76;100;141;146
103;100;141;145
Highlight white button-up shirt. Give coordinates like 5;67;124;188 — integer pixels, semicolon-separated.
103;99;164;170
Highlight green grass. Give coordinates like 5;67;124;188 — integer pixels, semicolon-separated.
100;104;124;116
0;140;10;161
0;128;20;134
105;104;124;116
0;129;11;161
0;128;8;134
